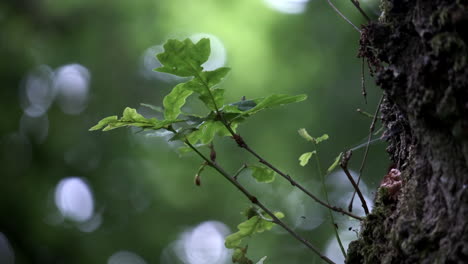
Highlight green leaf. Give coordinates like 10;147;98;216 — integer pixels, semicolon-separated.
89;107;181;132
315;134;329;143
198;88;224;111
327;152;343;173
298;128;329;144
298;128;314;142
200;67;231;88
184;121;229;145
241;94;307;116
163;83;193;120
89;116;118;131
299;151;316;166
256;256;267;264
140;103;163;113
231;99;257;112
225;212;284;249
250;165;275;183
155;38;210;77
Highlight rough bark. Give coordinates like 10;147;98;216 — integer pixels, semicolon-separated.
347;0;468;263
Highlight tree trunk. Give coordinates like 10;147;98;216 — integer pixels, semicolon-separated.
347;1;468;263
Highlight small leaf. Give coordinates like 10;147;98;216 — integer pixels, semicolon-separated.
298;128;314;142
299;151;316;166
89;116;118;131
225;211;284;249
256;256;267;264
250;165;275;183
163;83;193;120
241;94;307;116
298;128;329;144
327;152;343;173
155;38;210;77
140;103;163;113
315;134;329;144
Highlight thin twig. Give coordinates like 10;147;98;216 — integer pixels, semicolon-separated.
326;0;361;33
194;72;363;221
361;57;367;104
184;140;335;264
313;143;347;258
348;94;384;211
349;0;371;22
340;151;369;215
233;164;248;180
240;141;363;221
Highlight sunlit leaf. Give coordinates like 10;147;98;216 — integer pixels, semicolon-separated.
225;212;284;249
298;128;329;144
241;94;307;116
298;128;314;142
299;151;316;166
89;116;118;131
327;152;343;173
163;83;193;120
89;107;181;132
200;67;231;88
155;38;210;77
250;165;275;183
315;134;329;143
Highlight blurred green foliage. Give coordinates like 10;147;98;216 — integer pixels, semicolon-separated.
0;0;388;263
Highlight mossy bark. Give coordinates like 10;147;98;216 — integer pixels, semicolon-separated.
347;1;468;263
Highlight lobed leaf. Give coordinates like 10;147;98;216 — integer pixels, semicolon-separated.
163;83;193;120
299;151;316;167
155;38;210;77
225;212;284;249
198;88;224;111
89;107;181;132
250;165;275;183
89;116;118;131
241;94;307;116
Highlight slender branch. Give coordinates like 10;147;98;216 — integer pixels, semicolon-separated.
325;0;361;33
194;66;364;221
340;151;370;215
184;140;335;264
361;57;367;104
348;94;384;211
313;143;347;258
233;164;248;180
239;140;363;221
349;0;371;22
